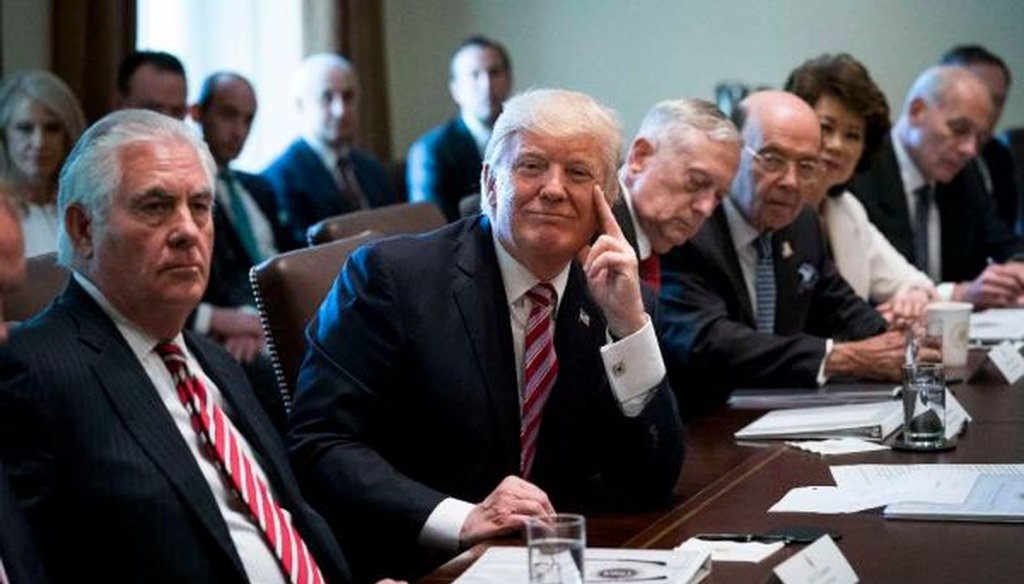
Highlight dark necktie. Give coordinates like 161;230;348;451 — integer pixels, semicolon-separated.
754;234;776;334
334;156;367;211
639;254;661;291
221;170;263;263
521;283;558;479
154;341;324;584
913;185;933;276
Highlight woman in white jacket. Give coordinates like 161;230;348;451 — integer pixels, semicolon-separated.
785;54;936;322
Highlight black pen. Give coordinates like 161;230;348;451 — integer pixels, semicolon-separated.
694;533;791;543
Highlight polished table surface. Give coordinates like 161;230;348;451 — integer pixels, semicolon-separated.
419;352;1024;583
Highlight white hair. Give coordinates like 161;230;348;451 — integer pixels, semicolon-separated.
56;109;216;266
902;65;990;113
481;88;622;217
634;98;741;153
292;52;357;104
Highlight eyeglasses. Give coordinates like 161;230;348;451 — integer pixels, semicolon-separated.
745;146;821;181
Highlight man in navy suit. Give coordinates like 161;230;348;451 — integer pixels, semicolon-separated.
0;190;48;583
192;72;301;431
407;36;512;221
264;53;395;244
851;66;1024;307
658;91;935;416
288;89;684;582
0;111;353;583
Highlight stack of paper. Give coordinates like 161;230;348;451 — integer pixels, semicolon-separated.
970;308;1024;344
734;401;903;441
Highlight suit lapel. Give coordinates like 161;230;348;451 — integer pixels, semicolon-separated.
612;194;640;258
62;282;246;576
707;210;755;325
772;223;802;334
452;217;521;465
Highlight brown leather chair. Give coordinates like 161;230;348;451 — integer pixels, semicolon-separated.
305;201;445;246
250;231;382;408
4;252;69;323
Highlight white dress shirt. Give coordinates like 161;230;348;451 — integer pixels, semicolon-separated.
75;272;287;584
418;232;666;551
722;199;832;384
620;182;653;262
892;128;943;282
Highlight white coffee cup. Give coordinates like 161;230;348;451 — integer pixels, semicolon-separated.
926;301;972;367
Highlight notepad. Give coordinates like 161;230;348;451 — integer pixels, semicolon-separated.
734;401;903;441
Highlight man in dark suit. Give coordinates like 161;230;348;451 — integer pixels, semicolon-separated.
658;91;931;416
191;72;301;431
941;45;1021;234
288;89;684;582
0;110;352;584
407;36;512;221
614;98;741;291
851;66;1024;308
0;190;48;583
264;53;395;244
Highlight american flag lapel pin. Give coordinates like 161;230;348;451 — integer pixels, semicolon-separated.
781;240;794;259
579;308;591;327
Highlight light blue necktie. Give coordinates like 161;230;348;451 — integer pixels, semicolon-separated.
221;170;262;263
754;233;776;334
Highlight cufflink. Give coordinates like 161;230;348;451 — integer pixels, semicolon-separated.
611;361;627;377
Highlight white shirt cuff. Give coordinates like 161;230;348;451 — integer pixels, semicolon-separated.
600;315;665;417
418;497;475;551
193;302;213;334
936;282;956;301
816;338;834;386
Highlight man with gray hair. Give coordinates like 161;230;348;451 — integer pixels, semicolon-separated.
263;53;395;244
614;98;742;290
0;110;353;583
288;88;684;581
852;65;1024;307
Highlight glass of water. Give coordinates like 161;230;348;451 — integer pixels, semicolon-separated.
526;513;585;584
901;363;946;446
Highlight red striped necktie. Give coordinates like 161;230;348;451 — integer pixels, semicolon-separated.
520;283;558;479
639;254;661;291
154;341;323;584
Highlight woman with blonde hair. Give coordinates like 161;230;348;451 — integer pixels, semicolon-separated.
0;70;86;256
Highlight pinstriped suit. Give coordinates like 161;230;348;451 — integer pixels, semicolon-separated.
0;280;351;584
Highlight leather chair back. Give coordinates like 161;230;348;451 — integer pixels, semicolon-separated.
250;231;381;406
4;252;69;323
305;201;445;246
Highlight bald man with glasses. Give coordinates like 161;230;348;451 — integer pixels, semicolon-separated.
657;91;937;417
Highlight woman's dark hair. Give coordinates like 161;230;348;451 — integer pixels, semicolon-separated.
784;53;890;174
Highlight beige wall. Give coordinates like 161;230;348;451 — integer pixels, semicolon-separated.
1;0;51;74
384;0;1024;158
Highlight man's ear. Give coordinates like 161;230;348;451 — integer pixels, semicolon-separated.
907;97;928;127
627;137;654;173
482;163;499;214
64;204;95;259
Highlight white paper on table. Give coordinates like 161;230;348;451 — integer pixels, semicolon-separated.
970;308;1024;342
829;464;1023;492
786;437;890;455
677;537;783;563
768;486;863;513
945;390;971;439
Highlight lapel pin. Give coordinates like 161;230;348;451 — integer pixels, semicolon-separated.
579;308;591;327
781;240;794;259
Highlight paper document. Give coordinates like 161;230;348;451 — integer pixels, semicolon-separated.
454;546;711;584
677;537;783;563
885;474;1024;522
970;308;1024;343
786;438;890;455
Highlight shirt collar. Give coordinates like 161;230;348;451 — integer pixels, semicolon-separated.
491;229;570;313
619;179;652;260
461;112;492;156
723;196;762;250
73;271;186;362
891;126;929;194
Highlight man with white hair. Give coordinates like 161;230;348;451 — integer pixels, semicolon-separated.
613;98;742;290
263;53;395;244
852;65;1024;307
288;88;684;581
0;110;352;583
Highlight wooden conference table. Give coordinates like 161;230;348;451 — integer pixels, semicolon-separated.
420;352;1024;583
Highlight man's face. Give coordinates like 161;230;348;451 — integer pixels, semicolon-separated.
485;130;607;275
628;133;740;254
121;63;188;119
195;78;257;167
965;62;1008;128
4;99;68;184
0;196;26;342
733;98;822;232
298;66;359;148
450;45;511;126
905;78;992;184
81;140;213;326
